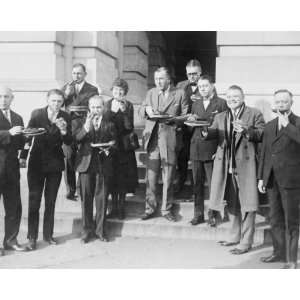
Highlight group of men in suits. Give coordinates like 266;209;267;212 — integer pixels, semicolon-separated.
140;61;300;268
1;59;300;269
0;87;72;254
0;63;112;255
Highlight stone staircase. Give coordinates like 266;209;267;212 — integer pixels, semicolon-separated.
3;172;271;245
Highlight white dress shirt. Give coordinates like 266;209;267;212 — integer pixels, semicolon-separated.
191;85;197;93
75;81;85;94
203;94;214;110
93;115;102;130
47;107;59;123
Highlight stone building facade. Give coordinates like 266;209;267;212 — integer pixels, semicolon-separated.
1;31;300;126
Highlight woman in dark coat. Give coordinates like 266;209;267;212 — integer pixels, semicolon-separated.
106;78;138;219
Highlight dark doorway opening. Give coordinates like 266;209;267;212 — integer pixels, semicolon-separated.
162;31;217;84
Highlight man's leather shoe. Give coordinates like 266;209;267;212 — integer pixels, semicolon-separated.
260;254;284;263
219;241;239;247
207;209;218;227
0;248;5;256
26;239;37;251
230;247;251;255
141;213;155;221
66;192;77;201
44;237;58;245
97;235;109;242
164;212;177;222
190;216;205;226
80;236;90;244
4;243;27;252
282;262;297;269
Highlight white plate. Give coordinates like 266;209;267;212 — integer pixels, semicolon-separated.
184;121;210;127
90;143;111;148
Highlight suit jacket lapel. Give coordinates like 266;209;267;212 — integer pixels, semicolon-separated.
0;110;11;128
194;99;205;115
152;89;160;111
10;110;18;127
162;87;176;112
56;109;64;120
43;106;51;127
272;113;295;144
205;97;218;113
235;107;250;149
78;82;87;95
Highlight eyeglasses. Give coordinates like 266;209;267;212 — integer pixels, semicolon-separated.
187;72;200;76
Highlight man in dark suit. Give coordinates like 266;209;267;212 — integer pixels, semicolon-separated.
0;86;26;254
258;89;300;269
139;67;189;221
187;75;227;225
61;63;99;200
20;89;72;251
175;59;202;193
74;96;117;243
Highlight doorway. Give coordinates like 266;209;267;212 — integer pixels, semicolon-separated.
148;31;217;86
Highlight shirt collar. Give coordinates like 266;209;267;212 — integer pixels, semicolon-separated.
2;109;11;119
158;86;170;96
76;80;85;92
203;93;214;101
47;107;59;117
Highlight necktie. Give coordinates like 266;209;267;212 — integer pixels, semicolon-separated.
159;92;165;112
93;117;100;130
75;84;80;95
49;112;56;123
3;110;10;123
278;119;282;132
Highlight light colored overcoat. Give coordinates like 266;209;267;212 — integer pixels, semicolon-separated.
207;106;265;214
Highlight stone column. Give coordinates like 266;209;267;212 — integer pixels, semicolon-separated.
72;31;120;98
216;31;300;121
0;31;68;123
122;31;149;127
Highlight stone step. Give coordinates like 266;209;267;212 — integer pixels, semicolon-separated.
9;191;271;245
59;200;271;245
3;171;270;245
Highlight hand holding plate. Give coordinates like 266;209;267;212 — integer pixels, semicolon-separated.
9;126;23;136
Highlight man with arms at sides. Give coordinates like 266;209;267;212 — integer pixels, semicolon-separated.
0;86;26;255
203;85;264;254
74;96;117;243
139;67;189;222
187;75;227;225
259;90;300;269
20;89;72;251
175;59;202;193
61;63;99;200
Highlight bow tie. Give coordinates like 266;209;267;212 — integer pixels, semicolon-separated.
190;82;197;87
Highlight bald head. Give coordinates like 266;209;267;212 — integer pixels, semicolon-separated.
0;86;14;110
